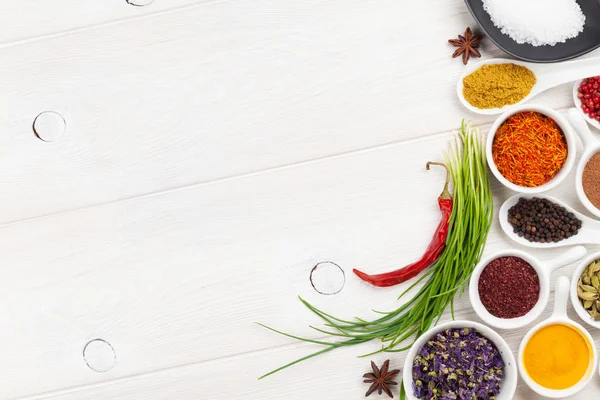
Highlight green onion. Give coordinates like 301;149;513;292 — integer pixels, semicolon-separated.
257;121;494;397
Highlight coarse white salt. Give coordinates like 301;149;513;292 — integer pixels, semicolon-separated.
482;0;586;46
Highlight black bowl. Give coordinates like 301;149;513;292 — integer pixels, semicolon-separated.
465;0;600;62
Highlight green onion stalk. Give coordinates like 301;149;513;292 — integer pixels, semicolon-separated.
257;121;493;398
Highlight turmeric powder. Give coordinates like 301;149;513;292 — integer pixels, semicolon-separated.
463;63;536;109
523;324;592;390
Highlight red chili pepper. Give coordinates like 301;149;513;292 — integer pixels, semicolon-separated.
352;162;453;287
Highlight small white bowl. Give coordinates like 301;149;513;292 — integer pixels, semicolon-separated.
469;246;586;330
519;276;597;398
570;250;600;329
499;194;600;249
572;79;600;131
566;108;600;219
402;320;517;400
486;104;577;193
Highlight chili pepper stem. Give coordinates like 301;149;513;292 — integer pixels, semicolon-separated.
426;161;452;200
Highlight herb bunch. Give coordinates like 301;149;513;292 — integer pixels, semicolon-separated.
257;122;494;397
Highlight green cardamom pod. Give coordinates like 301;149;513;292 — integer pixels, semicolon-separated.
579;291;598;301
578;285;585;298
581;284;597;293
591;261;600;274
583;275;592;285
592;276;600;289
591;308;599;319
584;300;593;309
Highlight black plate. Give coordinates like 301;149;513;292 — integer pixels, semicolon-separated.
465;0;600;62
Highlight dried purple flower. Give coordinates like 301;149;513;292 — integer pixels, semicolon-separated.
412;328;504;400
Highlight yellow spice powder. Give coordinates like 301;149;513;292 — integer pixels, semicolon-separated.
463;63;536;109
523;324;591;390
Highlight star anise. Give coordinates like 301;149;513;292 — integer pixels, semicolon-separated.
363;359;400;398
448;27;482;65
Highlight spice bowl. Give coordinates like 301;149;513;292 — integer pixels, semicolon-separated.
570;250;600;329
402;320;517;400
499;194;600;248
486;104;577;193
469;246;586;330
519;276;597;398
458;58;600;115
572;79;600;131
567;108;600;219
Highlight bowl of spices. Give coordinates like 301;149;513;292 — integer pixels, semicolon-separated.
519;276;597;398
573;77;600;130
464;0;600;63
571;251;600;329
567;108;600;219
469;246;586;329
487;105;576;193
459;57;600;114
459;61;536;114
403;320;517;400
499;194;600;248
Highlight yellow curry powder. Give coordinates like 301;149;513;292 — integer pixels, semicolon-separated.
523;324;591;390
463;63;536;109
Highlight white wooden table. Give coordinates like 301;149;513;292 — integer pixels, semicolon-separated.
1;1;600;399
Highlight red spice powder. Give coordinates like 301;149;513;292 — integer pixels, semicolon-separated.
583;152;600;210
478;256;540;318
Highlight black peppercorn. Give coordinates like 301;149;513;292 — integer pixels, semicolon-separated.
508;197;582;243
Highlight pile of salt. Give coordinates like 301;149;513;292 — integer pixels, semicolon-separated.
482;0;585;47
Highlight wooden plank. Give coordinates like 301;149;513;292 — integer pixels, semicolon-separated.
0;0;205;44
21;307;600;400
1;128;596;398
0;0;590;223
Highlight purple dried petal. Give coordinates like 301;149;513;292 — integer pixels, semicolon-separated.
411;328;504;400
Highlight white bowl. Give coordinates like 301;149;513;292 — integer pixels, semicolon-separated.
566;108;600;219
570;250;600;329
499;194;600;248
486;104;577;193
572;79;600;131
470;247;586;330
402;320;517;400
519;276;597;398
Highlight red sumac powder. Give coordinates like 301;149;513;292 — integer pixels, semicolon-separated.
478;256;540;318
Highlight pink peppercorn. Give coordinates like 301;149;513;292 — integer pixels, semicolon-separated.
579;77;600;120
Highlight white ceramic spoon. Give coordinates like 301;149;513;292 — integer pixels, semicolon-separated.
499;194;600;248
567;108;600;219
458;57;600;115
519;276;597;398
570;249;600;330
469;246;586;330
572;80;600;131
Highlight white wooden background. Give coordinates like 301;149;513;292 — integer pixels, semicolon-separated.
1;1;600;399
